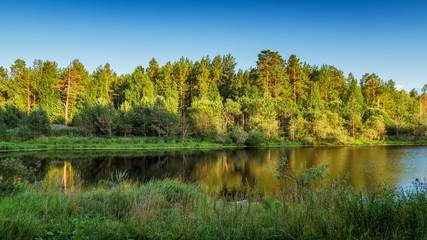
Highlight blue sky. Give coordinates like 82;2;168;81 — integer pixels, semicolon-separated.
1;0;426;91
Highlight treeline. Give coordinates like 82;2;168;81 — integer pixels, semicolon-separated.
1;50;427;143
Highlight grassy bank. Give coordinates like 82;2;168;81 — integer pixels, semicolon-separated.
1;135;427;151
0;178;426;240
0;136;230;151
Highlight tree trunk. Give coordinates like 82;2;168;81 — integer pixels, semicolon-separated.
352;118;355;138
63;161;67;193
293;83;297;104
372;80;376;107
26;78;31;114
65;70;71;125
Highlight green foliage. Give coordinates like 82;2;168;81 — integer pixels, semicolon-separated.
18;108;51;139
125;66;155;106
214;133;233;144
239;95;278;138
229;125;248;144
0;121;6;141
305;110;349;143
362;115;387;140
0;158;38;195
0;176;425;239
245;130;267;146
117;101;133;136
128;104;149;136
91;99;119;136
224;98;242;131
147;96;180;141
188;96;223;135
0;52;426;143
256;50;288;98
1;106;21;129
74;99;119;137
287;54;308;107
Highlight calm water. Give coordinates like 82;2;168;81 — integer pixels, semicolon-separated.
1;146;426;196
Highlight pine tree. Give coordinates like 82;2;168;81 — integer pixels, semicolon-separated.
33;60;64;122
125;66;155;106
218;54;237;99
57;65;83;124
256;50;287;98
90;63;117;102
286;54;308;106
146;58;161;87
344;73;365;137
0;67;8;106
318;65;345;101
173;57;190;117
194;56;211;98
159;62;179;113
9;59;32;113
361;73;383;108
421;84;427;116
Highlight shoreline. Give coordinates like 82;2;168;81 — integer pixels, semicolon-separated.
1;140;426;153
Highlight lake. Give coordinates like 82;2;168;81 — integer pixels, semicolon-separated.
1;145;426;196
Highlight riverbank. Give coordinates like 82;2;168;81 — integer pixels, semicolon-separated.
1;136;427;152
0;178;425;240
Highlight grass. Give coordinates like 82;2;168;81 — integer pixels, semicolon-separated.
0;176;426;240
1;133;427;151
0;136;228;150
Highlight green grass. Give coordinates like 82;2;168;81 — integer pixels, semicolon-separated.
1;134;427;151
0;136;228;150
0;178;425;240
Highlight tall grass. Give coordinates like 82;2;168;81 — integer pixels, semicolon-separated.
0;176;425;239
0;135;226;150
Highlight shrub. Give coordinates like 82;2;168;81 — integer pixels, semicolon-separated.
245;130;267;146
0;120;7;141
0;158;38;195
24;108;51;138
214;133;232;145
2;106;21;129
230;125;248;144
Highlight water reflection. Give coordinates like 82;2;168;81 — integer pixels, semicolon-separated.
1;146;426;196
43;161;74;192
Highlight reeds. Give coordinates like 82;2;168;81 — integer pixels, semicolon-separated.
0;176;425;239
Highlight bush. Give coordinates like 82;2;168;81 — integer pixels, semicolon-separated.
214;134;232;145
74;99;119;137
230;125;248;144
0;158;38;195
49;128;84;137
2;106;21;129
15;125;32;141
0;121;7;141
24;108;51;138
245;130;267;146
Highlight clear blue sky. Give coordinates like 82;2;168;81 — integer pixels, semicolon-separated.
1;0;426;92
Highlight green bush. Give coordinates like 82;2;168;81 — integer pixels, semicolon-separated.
15;125;32;141
2;106;21;129
0;158;38;195
0;121;7;141
49;128;84;137
24;108;51;138
245;130;267;146
214;133;232;144
230;125;248;144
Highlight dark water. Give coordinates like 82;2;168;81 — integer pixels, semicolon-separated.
1;146;426;196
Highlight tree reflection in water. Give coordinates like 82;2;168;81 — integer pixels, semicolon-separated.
1;146;425;196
